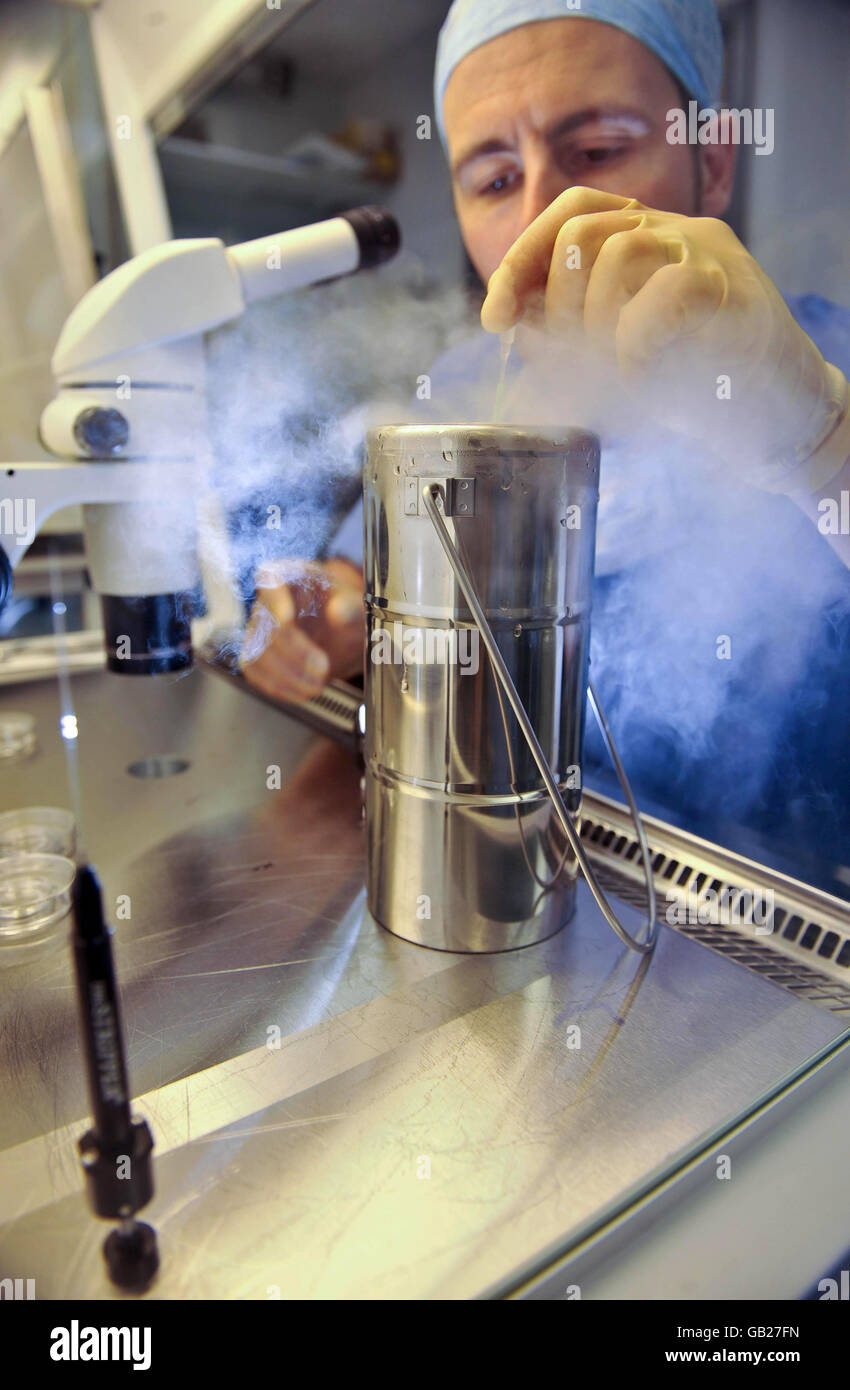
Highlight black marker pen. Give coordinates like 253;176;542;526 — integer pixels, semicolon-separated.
71;862;159;1292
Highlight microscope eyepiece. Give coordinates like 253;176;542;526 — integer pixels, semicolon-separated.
100;592;197;675
340;206;401;268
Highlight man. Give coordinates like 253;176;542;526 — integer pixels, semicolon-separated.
242;0;850;869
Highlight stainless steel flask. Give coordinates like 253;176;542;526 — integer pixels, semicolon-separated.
364;423;605;951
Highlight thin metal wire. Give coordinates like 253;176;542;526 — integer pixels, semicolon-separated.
422;483;657;956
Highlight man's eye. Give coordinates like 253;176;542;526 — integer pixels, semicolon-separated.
479;172;519;196
575;146;625;166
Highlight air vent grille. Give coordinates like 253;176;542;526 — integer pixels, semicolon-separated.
580;794;850;1017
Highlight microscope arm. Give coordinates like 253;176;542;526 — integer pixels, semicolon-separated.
0;462;195;572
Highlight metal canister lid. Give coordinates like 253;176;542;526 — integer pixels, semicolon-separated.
366;422;600;470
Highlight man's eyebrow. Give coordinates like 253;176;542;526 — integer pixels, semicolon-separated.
451;106;651;178
451;138;513;178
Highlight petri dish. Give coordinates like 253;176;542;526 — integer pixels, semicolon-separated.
0;853;76;940
0;807;76;858
0;711;37;761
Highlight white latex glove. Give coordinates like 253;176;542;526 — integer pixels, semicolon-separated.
481;186;849;495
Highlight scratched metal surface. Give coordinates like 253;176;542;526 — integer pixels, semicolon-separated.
0;667;845;1299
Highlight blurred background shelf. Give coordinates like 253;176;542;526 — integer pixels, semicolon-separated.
159;135;387;235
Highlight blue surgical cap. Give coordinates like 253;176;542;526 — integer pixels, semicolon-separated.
434;0;724;146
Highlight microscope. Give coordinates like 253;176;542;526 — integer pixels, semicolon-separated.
0;204;399;1292
0;206;399;672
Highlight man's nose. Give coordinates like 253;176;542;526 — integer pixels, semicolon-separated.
518;154;571;229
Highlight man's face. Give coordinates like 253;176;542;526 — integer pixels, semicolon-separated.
444;17;732;285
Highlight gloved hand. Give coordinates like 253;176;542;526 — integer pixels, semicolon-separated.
481;186;849;495
240;556;364;703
